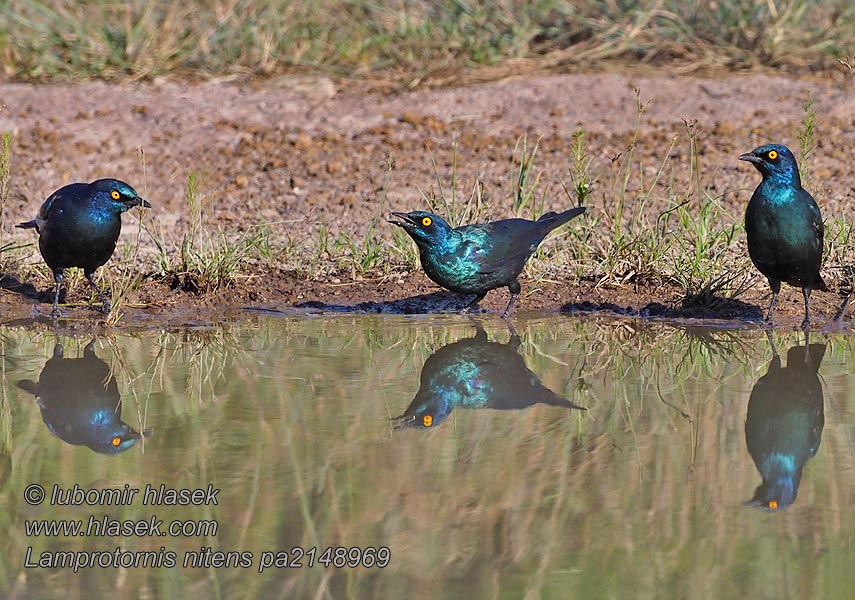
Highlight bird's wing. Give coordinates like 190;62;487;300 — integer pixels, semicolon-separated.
797;189;824;235
36;183;89;222
476;357;578;409
455;221;545;276
38;191;63;221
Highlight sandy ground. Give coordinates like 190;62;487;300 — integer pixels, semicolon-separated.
1;67;854;327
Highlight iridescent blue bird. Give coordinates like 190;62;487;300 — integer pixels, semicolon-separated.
389;207;585;317
17;341;151;454
17;179;151;317
392;326;585;429
740;144;825;328
745;341;825;510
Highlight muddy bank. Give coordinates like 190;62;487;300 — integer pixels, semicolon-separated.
1;68;854;327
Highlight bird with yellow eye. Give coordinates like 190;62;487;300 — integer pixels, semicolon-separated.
740;143;825;328
17;178;151;318
744;340;825;510
388;206;585;317
392;326;585;430
16;341;151;454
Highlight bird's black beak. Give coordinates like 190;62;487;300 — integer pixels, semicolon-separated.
390;413;417;430
739;152;763;165
131;196;152;209
387;212;415;230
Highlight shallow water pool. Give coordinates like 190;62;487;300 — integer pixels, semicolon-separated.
1;315;854;599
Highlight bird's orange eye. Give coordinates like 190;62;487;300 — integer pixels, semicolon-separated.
423;415;433;427
111;436;121;446
767;150;778;160
769;500;778;509
421;217;432;227
111;190;121;200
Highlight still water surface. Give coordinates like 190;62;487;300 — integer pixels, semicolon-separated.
1;315;854;599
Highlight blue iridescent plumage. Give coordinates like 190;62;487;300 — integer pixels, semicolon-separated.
17;341;151;454
388;207;585;317
17;178;151;317
393;326;585;429
745;341;825;509
740;144;825;328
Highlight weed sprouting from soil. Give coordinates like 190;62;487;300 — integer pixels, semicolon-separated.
567;129;595;208
0;133;11;237
512;135;545;219
0;134;33;263
421;137;489;229
796;90;818;193
140;172;275;294
798;83;855;301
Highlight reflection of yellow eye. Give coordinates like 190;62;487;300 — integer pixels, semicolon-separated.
112;437;121;446
767;150;778;160
423;415;433;427
421;217;432;227
111;190;121;200
769;500;778;509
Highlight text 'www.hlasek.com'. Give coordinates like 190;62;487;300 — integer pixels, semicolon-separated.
23;483;390;572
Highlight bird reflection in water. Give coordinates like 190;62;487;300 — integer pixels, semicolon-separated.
745;334;825;510
17;341;151;454
393;325;585;429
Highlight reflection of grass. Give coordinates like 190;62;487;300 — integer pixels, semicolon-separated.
1;319;855;596
6;317;853;600
4;1;854;82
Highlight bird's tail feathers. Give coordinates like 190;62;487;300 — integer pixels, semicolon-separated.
537;206;586;230
16;380;38;395
540;392;587;411
786;343;826;373
16;220;37;229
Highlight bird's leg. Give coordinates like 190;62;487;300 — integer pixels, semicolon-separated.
835;292;851;322
764;279;781;326
764;328;779;359
51;269;64;319
803;327;812;364
85;270;111;314
460;292;486;315
801;287;811;331
506;323;521;352
500;281;522;319
764;329;783;371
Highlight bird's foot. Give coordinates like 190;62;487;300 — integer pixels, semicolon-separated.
50;307;62;319
459;302;481;315
97;300;112;315
800;318;811;331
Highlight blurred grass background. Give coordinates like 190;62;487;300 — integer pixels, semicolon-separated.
1;0;853;84
1;317;855;597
